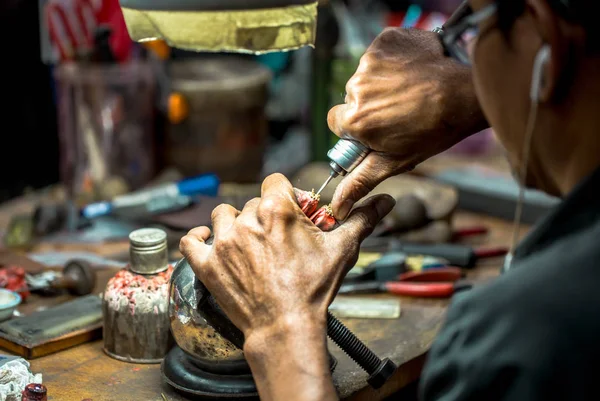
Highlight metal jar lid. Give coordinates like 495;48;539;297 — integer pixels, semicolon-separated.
129;228;169;274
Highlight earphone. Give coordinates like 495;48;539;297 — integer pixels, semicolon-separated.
530;44;551;102
504;43;552;274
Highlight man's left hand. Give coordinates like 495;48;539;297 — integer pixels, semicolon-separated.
179;173;395;340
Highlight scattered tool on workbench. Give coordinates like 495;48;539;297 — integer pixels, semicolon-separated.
102;228;173;363
82;173;220;219
361;237;508;269
339;267;471;298
26;260;96;297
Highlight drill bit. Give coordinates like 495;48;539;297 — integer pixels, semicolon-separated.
316;173;335;197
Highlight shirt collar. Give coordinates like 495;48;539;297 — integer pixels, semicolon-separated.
513;166;600;262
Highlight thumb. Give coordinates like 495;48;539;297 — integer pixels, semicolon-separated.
329;194;396;248
331;153;400;220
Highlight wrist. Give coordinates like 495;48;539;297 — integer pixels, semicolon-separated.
244;311;327;361
243;311;336;401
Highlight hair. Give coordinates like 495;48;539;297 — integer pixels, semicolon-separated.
497;0;600;53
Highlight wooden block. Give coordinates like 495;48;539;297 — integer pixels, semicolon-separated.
0;295;102;359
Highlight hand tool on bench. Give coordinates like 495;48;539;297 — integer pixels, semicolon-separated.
339;267;471;298
361;237;508;269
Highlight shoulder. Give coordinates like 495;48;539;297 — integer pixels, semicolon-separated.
420;225;600;400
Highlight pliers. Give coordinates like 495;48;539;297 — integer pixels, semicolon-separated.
338;267;471;298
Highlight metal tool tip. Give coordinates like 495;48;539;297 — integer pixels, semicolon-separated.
316;173;335;196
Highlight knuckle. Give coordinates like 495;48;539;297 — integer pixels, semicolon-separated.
243;197;261;210
211;203;230;220
345;112;369;134
258;197;295;221
359;51;379;68
327;107;339;133
179;235;194;255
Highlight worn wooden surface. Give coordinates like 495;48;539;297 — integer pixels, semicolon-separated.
0;156;526;400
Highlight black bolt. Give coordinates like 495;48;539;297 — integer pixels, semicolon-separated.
326;311;397;389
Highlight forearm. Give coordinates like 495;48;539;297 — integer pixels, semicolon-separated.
244;313;338;401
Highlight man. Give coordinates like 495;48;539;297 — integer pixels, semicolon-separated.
180;0;600;399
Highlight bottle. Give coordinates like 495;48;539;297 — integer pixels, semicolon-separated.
102;228;173;363
21;383;47;401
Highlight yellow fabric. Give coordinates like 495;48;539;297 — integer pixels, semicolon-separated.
122;3;318;54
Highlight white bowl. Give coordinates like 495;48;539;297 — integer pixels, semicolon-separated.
0;289;21;322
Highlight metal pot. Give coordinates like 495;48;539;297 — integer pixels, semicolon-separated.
168;257;250;374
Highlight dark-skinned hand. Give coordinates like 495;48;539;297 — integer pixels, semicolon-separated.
179;173;395;339
328;28;488;220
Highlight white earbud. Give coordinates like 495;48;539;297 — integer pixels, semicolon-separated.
530;44;551;102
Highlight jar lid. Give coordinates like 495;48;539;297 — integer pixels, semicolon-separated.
129;228;167;247
129;228;169;275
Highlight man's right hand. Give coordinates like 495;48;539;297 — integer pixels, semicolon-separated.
328;28;488;220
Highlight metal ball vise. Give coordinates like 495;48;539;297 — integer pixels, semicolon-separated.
163;237;397;398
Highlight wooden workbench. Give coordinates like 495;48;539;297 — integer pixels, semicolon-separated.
0;152;527;401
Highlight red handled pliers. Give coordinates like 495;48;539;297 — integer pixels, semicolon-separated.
338;267;470;298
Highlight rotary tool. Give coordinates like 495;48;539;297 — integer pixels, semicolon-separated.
316;138;371;196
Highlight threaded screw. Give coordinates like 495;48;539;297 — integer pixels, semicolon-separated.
326;311;397;389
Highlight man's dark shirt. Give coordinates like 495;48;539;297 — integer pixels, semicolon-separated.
420;166;600;400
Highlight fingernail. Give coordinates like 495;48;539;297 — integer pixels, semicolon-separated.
337;200;353;220
376;195;396;218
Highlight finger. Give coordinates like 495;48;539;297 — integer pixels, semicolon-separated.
329;194;396;247
331;153;400;220
179;227;211;268
327;104;351;138
211;204;240;237
242;197;261;213
261;173;296;203
187;226;212;241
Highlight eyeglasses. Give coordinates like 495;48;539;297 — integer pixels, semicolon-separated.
435;1;498;65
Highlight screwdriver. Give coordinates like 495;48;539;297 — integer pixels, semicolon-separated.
316;139;371;196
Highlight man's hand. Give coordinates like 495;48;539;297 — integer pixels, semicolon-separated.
328;28;488;220
179;173;395;401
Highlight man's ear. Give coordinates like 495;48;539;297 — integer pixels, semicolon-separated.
526;0;580;103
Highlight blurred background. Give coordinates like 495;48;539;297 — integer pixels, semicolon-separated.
1;0;483;204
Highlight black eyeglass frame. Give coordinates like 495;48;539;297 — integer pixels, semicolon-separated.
435;1;498;65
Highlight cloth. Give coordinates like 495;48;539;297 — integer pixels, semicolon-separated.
0;356;42;401
420;166;600;400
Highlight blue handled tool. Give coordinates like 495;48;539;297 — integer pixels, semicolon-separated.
82;174;220;219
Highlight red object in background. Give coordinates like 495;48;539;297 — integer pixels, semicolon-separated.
385;267;464;298
21;383;48;401
46;0;97;61
96;0;133;62
0;266;30;301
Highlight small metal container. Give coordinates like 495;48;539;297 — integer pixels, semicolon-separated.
102;228;173;363
129;228;169;274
